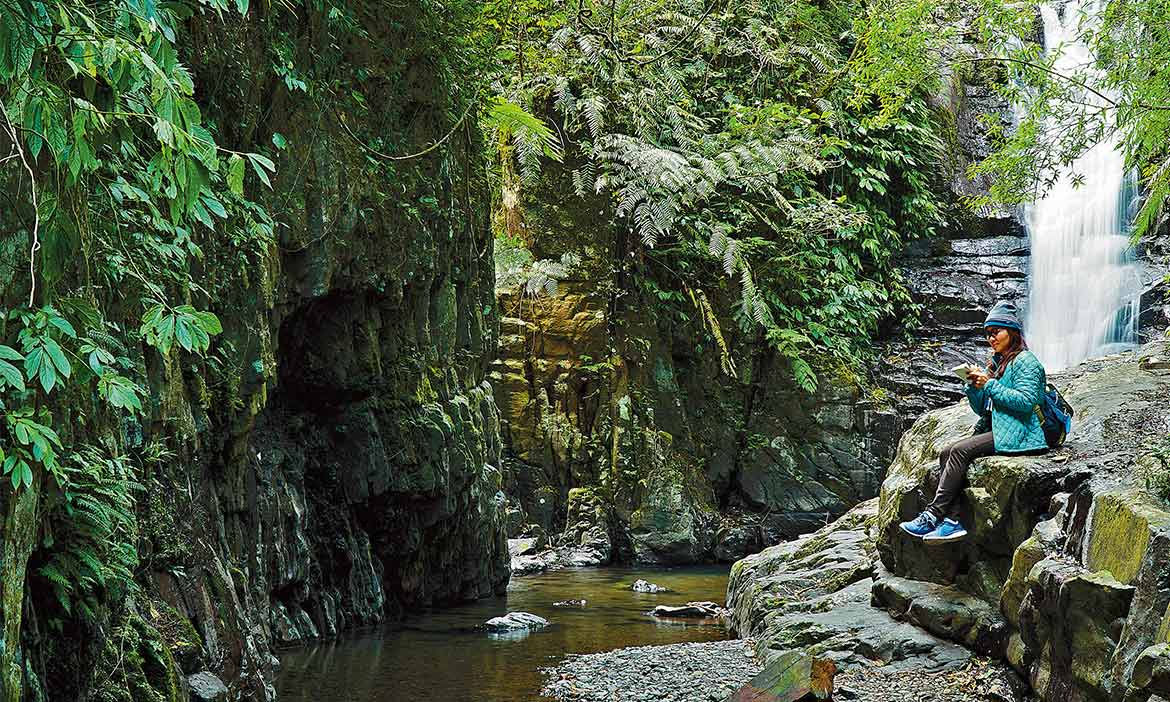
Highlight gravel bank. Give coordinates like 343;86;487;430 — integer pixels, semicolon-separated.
835;658;1033;702
542;640;761;702
543;641;1034;702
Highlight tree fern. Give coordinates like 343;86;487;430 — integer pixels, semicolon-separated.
36;446;141;624
490;0;947;391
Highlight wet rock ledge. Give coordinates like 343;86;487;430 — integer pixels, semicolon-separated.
729;339;1170;702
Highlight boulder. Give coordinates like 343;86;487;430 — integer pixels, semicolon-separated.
999;517;1063;627
714;520;760;562
187;672;229;701
1134;644;1170;697
875;402;1077;588
728;500;877;638
484;612;550;631
508;537;540;558
632;579;669;593
650;602;727;619
629;463;716;564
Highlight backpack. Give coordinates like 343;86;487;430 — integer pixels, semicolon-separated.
1033;383;1074;448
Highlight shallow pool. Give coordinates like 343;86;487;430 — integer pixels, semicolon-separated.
276;566;731;702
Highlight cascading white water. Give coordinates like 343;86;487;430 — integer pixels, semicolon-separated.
1024;1;1142;371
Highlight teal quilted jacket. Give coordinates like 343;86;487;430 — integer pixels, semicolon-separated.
964;350;1048;453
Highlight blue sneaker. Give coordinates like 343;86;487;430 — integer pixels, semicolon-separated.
923;518;968;543
899;511;938;538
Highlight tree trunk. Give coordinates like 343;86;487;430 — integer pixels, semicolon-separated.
1;480;39;702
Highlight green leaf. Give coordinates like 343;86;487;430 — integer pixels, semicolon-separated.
271;132;287;149
38;359;56;393
47;314;76;338
20;461;32;489
201;195;227;219
99;375;143;412
0;360;25;391
38;424;61;448
141;304;165;329
0;345;23;361
175;318;193;352
156;315;175;355
227;155;245;196
193;311;222;335
44;339;71;378
24;347;43;378
247;153;275;188
190;199;212;228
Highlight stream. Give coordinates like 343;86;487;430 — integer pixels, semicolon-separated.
275;566;732;702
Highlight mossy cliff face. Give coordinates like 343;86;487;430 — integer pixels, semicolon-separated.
3;4;507;701
492;167;903;567
729;340;1170;702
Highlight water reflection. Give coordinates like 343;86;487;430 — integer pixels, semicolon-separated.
277;566;731;702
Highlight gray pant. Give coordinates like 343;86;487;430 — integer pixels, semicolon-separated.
927;432;997;520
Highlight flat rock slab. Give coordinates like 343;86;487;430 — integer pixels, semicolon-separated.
512;546;605;575
871;571;1009;657
652;602;728;618
753;578;973;674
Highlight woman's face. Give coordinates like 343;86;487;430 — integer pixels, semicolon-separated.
986;326;1010;353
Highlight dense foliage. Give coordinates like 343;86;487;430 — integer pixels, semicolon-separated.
0;0;277;695
484;0;949;391
853;0;1170;240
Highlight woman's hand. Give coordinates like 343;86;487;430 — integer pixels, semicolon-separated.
967;370;990;389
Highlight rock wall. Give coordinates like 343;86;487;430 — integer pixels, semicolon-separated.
10;4;509;701
728;339;1170;702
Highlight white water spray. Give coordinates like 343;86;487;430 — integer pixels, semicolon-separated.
1024;1;1141;371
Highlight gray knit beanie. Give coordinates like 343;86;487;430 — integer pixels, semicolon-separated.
984;301;1023;331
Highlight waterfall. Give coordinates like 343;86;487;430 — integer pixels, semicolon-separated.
1023;1;1142;371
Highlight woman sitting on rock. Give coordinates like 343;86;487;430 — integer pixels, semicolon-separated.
900;301;1049;542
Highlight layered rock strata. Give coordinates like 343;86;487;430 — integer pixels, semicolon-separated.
492;277;901;567
729;339;1170;702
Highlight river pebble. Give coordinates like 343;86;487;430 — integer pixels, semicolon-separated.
542;639;761;702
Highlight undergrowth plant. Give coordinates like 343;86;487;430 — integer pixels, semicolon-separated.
0;0;266;693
